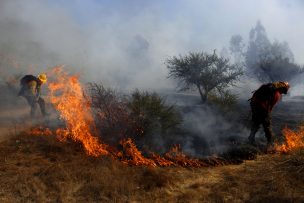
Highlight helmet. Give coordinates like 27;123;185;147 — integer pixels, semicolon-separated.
273;81;289;94
282;81;290;89
38;73;47;84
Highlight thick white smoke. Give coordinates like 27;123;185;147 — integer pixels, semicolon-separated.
1;0;303;90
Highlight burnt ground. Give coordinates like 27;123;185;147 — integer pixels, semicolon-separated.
272;96;304;131
0;133;303;202
0;90;304;202
168;94;304;157
241;96;304;145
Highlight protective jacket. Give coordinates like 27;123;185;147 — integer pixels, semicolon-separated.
249;83;282;113
248;81;289;145
18;75;46;117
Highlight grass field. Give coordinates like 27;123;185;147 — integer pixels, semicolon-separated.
0;133;303;203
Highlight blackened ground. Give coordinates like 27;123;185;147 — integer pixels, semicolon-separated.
161;94;304;158
0;134;303;202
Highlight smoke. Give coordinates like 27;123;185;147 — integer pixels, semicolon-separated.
1;0;304;90
1;0;304;155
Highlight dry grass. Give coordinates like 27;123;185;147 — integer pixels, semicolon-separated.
0;134;304;203
0;134;178;203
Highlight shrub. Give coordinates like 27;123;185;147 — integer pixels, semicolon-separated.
88;83;130;144
127;90;182;138
89;84;182;151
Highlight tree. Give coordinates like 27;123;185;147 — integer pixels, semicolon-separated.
229;34;245;64
166;51;243;103
230;21;303;82
245;21;272;80
258;53;302;82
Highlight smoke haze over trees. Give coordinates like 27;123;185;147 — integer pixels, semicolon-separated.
1;0;304;91
230;21;303;83
166;51;243;103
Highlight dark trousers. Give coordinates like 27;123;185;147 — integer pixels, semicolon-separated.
23;96;46;117
248;105;273;144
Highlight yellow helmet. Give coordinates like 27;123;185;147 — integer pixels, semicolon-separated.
273;81;289;94
38;73;47;84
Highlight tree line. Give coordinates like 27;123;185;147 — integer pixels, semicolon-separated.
166;21;303;104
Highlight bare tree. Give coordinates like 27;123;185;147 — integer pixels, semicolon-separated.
166;51;243;103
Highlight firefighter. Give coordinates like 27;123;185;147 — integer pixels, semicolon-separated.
18;73;48;118
248;81;290;146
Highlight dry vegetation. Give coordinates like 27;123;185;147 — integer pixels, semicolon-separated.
0;133;303;203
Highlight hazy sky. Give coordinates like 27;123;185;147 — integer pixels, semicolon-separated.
1;0;304;90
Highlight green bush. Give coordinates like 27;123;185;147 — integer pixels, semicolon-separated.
89;84;182;150
127;90;182;138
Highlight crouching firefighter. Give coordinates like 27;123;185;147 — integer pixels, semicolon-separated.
248;81;290;146
18;74;48;118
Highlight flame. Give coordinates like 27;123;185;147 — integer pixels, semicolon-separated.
25;66;304;165
119;138;157;167
275;127;304;153
119;140;210;167
47;66;108;156
25;66;227;167
164;145;209;167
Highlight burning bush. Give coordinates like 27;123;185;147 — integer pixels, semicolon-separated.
25;67;275;167
46;67;109;156
89;83;130;145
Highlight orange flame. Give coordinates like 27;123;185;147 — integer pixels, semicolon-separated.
119;138;157;167
164;145;209;167
47;66;108;156
118;140;209;167
275;127;304;153
26;66;226;167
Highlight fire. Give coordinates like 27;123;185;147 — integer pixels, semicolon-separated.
26;66;226;167
24;66;304;164
47;66;108;156
163;145;209;167
119;138;157;167
275;127;304;153
118;140;211;167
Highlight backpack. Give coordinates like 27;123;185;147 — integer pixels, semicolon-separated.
18;75;42;96
20;75;40;86
249;83;275;101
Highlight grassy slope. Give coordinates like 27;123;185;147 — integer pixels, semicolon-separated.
0;134;304;203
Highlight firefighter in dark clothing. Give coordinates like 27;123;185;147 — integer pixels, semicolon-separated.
248;81;290;145
18;74;48;117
